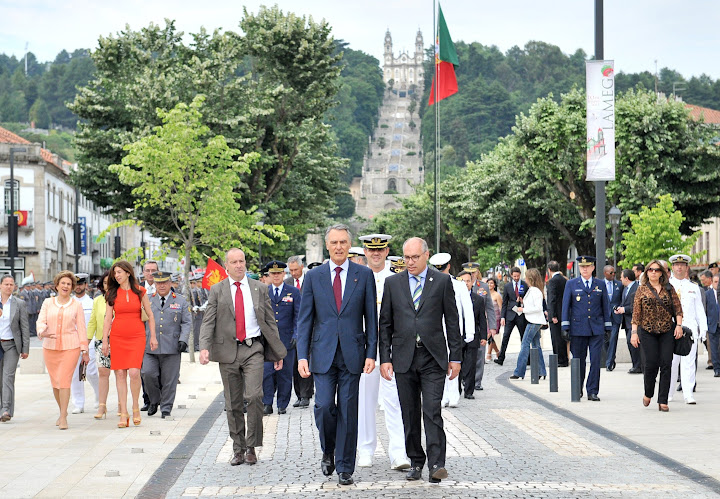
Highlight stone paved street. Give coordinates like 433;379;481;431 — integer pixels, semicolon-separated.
158;354;720;499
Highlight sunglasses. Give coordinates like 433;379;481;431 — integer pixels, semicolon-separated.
646;268;663;273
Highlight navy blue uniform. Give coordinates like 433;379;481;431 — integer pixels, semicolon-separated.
262;283;301;409
561;277;612;397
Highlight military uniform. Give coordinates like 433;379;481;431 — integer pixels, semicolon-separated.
141;271;191;417
561;256;612;399
262;261;301;413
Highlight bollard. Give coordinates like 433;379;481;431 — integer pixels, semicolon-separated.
530;348;539;384
549;354;558;392
571;357;581;402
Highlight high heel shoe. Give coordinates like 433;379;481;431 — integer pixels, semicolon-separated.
643;396;651;407
58;417;68;430
118;413;129;428
133;409;141;426
94;403;107;420
658;404;669;412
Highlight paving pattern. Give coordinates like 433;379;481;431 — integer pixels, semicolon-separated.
156;359;720;499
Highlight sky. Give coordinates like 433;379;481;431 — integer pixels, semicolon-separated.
1;0;719;80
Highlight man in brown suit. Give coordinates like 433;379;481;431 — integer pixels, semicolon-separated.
200;248;287;466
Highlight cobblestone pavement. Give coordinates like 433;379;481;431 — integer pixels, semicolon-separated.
155;357;720;499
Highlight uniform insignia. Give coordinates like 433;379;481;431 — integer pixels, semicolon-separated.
172;292;176;298
152;293;157;297
576;295;581;301
282;296;294;303
169;303;181;309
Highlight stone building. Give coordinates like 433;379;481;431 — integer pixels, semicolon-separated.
352;30;425;219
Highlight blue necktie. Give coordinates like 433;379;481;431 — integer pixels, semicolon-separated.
585;280;590;292
274;288;280;301
412;276;422;310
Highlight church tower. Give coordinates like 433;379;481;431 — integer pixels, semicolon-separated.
414;29;424;63
384;30;393;60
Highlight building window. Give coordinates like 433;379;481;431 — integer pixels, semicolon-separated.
59;191;64;222
388;178;397;191
52;186;56;218
4;180;19;214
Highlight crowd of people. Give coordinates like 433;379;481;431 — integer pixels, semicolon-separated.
0;227;718;486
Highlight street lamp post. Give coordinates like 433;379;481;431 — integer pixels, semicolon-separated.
608;205;622;268
9;147;27;280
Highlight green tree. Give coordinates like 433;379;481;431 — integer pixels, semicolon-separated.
619;194;702;268
29;98;51;128
110;96;283;357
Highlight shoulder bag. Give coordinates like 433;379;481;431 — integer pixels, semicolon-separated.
647;284;693;356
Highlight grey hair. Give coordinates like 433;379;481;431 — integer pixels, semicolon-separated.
287;255;304;266
143;259;159;270
324;223;352;243
225;248;246;263
402;237;429;253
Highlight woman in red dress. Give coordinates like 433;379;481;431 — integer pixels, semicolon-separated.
102;261;157;427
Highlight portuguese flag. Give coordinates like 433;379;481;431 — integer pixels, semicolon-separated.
428;4;458;106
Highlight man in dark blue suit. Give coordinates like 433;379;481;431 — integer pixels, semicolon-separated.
601;265;623;371
262;261;301;415
296;224;377;486
561;256;612;401
706;274;720;378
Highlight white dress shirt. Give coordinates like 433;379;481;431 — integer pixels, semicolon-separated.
0;296;13;340
669;276;708;340
228;275;261;339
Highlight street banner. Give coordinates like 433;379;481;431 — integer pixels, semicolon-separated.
586;60;615;181
14;210;28;226
79;216;87;255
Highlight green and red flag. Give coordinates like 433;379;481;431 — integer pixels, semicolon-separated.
428;4;459;106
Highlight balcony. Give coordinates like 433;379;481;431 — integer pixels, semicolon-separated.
0;210;34;231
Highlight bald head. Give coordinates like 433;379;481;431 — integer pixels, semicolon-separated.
402;237;429;276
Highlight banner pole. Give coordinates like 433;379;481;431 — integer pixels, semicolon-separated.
433;0;440;253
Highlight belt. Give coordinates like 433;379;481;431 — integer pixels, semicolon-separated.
0;339;13;342
237;338;257;347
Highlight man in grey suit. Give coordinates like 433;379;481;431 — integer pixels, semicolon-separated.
379;237;463;484
141;271;192;418
0;275;30;422
200;249;287;466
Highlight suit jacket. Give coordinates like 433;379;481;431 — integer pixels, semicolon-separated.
603;279;624;325
146;291;191;354
620;281;638;331
561;277;612;336
705;287;719;335
468;292;488;347
296;261;377;375
545;272;566;322
379;267;462;373
284;275;303;290
471;281;496;331
269;283;301;348
500;279;528;321
199;277;286;363
2;296;30;356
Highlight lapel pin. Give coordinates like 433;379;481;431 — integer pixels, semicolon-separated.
354;278;358;282
429;277;433;281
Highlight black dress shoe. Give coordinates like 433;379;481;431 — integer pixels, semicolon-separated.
321;452;335;476
494;359;503;366
338;472;353;485
430;466;448;480
230;452;245;466
509;375;521;380
714;372;720;377
245;447;257;465
292;399;301;407
588;394;601;401
464;394;475;399
707;365;714;370
628;367;642;374
263;404;273;415
299;397;310;408
474;385;483;391
140;403;149;412
406;466;422;481
147;403;158;416
278;407;287;414
161;411;171;418
606;361;616;372
558;362;569;367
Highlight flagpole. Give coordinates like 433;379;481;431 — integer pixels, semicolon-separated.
433;0;440;254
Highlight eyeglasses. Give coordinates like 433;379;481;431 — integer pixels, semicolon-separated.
607;271;616;274
646;268;662;273
403;255;423;263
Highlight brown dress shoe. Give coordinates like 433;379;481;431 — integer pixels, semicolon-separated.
230;452;245;466
245;447;257;465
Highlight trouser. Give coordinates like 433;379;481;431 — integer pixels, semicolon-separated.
395;345;446;471
474;343;487;389
498;315;526;362
638;329;673;404
313;346;360;474
141;353;182;414
71;340;99;410
0;342;20;416
461;344;479;396
357;362;380;459
262;347;295;409
219;341;265;454
626;327;643;370
514;323;547;378
192;312;203;351
293;347;314;399
379;373;409;464
28;314;37;336
603;324;621;368
669;332;698;401
570;334;603;396
549;320;568;365
709;331;720;375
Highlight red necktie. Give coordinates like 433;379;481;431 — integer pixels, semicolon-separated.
515;282;519;299
296;278;301;290
234;282;246;342
333;267;343;311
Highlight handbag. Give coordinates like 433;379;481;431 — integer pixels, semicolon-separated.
141;305;149;322
647;284;694;356
78;360;87;382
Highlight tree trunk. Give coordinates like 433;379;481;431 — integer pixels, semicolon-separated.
184;238;196;363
